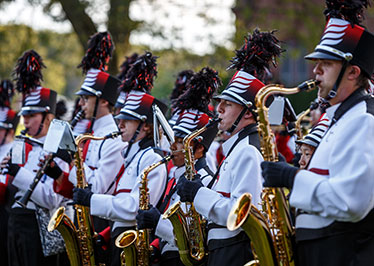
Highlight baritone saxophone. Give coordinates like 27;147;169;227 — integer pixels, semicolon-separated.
115;154;173;266
48;131;121;266
227;79;319;266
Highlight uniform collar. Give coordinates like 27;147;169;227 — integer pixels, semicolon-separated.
221;132;239;157
92;114;115;132
325;103;341;121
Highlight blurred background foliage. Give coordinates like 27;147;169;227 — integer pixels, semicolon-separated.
1;0;373;115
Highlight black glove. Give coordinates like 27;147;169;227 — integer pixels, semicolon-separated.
261;161;298;189
44;160;63;180
55;149;73;164
177;176;203;202
72;187;93;207
3;162;20;177
136;206;161;230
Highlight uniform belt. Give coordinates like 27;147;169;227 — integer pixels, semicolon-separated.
207;223;226;231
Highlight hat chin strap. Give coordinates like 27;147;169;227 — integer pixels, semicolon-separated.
227;107;247;134
0;129;9;146
89;97;100;133
322;54;352;106
35;113;47;137
123;121;143;159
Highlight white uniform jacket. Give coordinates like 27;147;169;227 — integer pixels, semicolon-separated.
155;158;214;254
68;114;125;194
11;137;64;210
0;142;13;202
90;138;167;231
193;125;263;242
290;99;374;234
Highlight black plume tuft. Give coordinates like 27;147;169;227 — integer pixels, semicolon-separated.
78;32;114;74
119;52;158;93
324;0;370;26
55;99;68;120
228;29;283;82
170;70;195;103
117;53;139;81
173;67;222;114
13;49;46;94
0;79;15;108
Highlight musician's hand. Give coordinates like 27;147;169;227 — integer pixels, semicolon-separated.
1;156;20;177
261;161;298;189
136;206;160;230
72;187;93;207
177;176;203;202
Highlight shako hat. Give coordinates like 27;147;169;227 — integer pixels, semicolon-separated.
13;50;57;116
305;0;374;77
172;67;222;149
76;32;120;105
215;29;283;109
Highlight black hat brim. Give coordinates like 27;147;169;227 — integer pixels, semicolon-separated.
304;51;342;61
114;112;140;121
213;94;242;105
75;89;96;97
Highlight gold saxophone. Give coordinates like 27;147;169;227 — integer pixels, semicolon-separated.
227;80;319;266
115;154;173;266
295;108;311;140
48;131;121;266
162;118;220;266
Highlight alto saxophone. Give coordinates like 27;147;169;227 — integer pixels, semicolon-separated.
115;155;173;266
48;131;121;266
162;118;220;266
295;108;311;140
227;80;319;266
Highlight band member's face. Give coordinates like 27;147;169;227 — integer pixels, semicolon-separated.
79;95;96;119
117;119;141;142
170;137;185;167
298;144;315;169
313;59;343;99
22;113;44;137
216;99;243;132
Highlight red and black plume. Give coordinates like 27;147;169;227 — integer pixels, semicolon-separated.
78;31;114;74
228;29;283;82
173;67;222;115
0;80;15;108
119;51;158;93
170;70;195;103
324;0;371;26
117;53;139;81
13;49;46;94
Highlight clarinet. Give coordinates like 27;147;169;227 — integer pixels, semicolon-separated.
16;111;85;208
16;153;54;208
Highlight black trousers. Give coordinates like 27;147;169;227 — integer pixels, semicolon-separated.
297;231;374;266
0;206;9;266
7;208;69;266
207;232;253;266
160;251;185;266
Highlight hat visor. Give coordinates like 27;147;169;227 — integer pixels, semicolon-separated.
75;89;96;97
173;129;187;139
304;51;342;61
18;108;45;116
295;138;318;148
213;94;242;105
114;112;139;121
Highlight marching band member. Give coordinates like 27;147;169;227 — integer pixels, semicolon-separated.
261;1;374;265
72;52;168;266
0;79;19;266
177;29;283;266
136;67;221;266
1;50;69;266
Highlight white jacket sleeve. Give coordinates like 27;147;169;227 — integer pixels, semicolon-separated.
290;114;374;222
91;152;167;222
194;145;263;226
13;167;63;209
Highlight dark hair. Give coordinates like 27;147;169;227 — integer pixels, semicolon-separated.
356;71;369;89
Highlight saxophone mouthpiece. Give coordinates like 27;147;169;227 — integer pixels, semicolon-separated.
21;128;29;135
297;79;320;92
104;131;123;139
207;117;222;128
